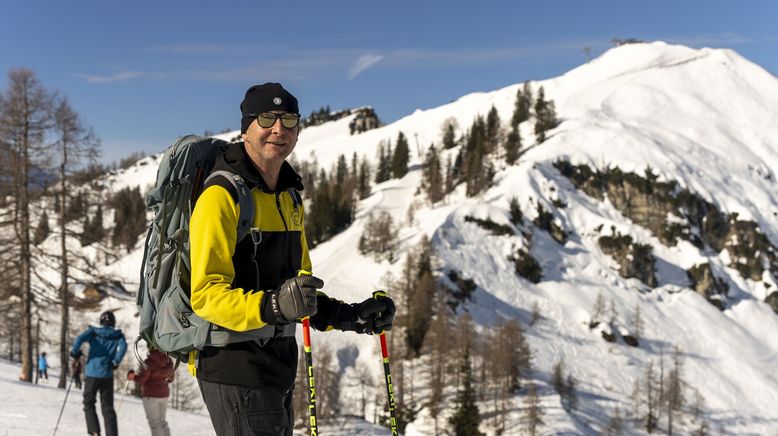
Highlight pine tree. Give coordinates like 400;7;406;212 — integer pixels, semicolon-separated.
375;140;393;184
512;82;533;129
110;186;147;252
392;131;410;179
444;155;455;195
422;145;444;204
504;126;521;165
442;119;458;149
534;86;558;144
448;347;482;436
485;105;501;153
406;270;436;356
336;154;349;184
357;156;371;199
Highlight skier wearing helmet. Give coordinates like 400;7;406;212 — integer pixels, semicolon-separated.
71;310;128;436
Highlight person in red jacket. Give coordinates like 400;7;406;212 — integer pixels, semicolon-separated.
127;348;174;436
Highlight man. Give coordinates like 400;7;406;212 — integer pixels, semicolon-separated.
189;82;395;435
71;310;128;436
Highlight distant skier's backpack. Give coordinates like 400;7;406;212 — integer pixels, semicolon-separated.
135;135;294;363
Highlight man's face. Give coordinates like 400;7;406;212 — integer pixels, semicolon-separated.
241;110;299;167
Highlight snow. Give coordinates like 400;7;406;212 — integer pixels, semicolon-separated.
12;41;778;434
0;358;392;435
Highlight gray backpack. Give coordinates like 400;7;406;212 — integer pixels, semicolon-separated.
135;135;295;363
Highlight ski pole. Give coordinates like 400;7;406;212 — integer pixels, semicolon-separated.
298;269;318;436
302;316;318;436
116;379;132;414
374;291;398;436
52;375;75;436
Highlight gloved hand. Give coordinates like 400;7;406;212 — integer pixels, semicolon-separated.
261;275;324;324
127;370;135;381
351;292;396;335
70;350;82;359
112;362;119;370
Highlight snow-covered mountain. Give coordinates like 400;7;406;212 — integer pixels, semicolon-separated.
11;41;778;435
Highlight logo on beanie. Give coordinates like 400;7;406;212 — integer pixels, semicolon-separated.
273;97;282;105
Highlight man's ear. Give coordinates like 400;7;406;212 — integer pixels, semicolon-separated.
241;132;248;142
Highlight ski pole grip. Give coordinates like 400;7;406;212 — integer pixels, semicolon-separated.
297;270;314;348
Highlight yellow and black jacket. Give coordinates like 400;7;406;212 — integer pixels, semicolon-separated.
189;142;355;389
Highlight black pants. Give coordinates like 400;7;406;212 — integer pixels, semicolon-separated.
83;376;118;436
198;379;293;436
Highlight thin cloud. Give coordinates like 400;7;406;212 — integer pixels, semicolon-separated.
348;54;385;80
141;43;251;56
73;70;146;84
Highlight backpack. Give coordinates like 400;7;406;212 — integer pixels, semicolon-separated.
135;135;296;364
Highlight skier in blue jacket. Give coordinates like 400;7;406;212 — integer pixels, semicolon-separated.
71;311;127;436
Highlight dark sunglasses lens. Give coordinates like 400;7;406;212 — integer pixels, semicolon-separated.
281;114;300;129
257;113;277;128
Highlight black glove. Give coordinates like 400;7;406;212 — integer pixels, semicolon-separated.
351;291;396;334
112;362;119;370
70;350;82;359
261;275;324;324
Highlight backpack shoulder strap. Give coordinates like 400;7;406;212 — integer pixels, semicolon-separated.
203;170;255;241
286;187;302;210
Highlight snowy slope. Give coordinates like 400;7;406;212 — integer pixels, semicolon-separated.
14;41;778;435
0;359;391;436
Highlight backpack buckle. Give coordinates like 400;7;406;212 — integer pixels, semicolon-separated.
177;313;191;328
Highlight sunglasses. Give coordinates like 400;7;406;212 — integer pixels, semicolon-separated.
250;112;300;129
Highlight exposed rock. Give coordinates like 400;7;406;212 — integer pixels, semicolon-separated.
599;229;657;287
533;203;567;244
555;160;778;281
687;263;729;310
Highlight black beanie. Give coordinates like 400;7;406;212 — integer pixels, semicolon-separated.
240;83;299;133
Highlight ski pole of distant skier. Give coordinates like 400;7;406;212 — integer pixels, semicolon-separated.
116;379;132;414
52;375;75;436
299;270;318;436
374;290;398;436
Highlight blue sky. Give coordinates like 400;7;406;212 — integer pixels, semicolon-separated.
2;0;776;163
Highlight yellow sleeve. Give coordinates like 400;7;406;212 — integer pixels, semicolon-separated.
189;185;267;331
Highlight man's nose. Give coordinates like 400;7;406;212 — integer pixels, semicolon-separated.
271;117;284;133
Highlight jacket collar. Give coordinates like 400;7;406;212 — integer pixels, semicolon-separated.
218;142;304;193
